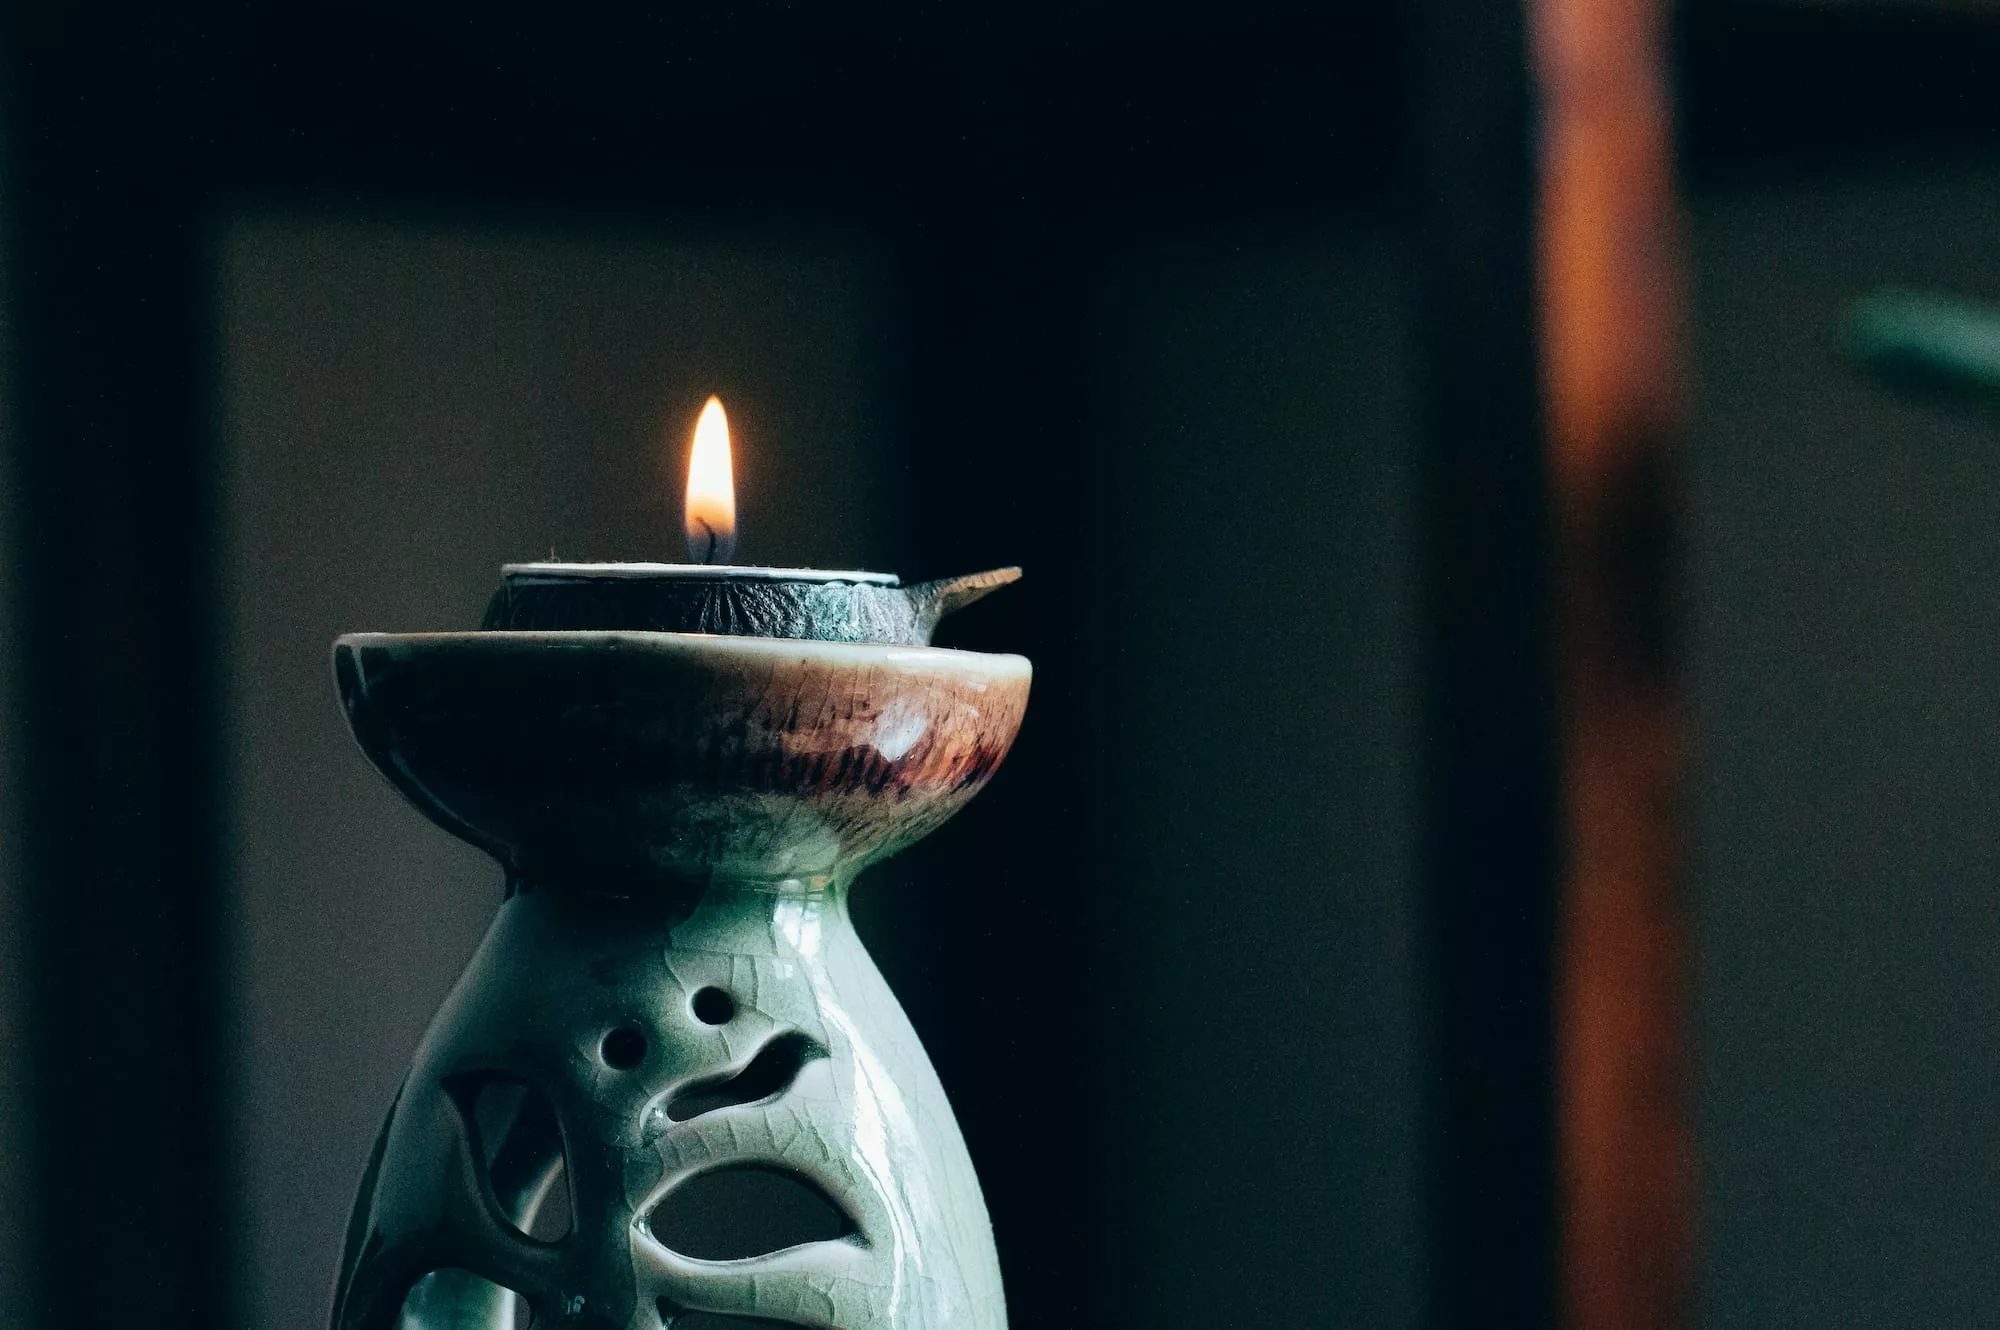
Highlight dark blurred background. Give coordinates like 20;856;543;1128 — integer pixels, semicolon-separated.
7;2;2000;1327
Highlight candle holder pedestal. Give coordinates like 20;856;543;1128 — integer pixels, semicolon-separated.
326;630;1028;1330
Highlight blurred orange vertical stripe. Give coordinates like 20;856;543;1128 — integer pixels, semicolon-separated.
1532;0;1696;1324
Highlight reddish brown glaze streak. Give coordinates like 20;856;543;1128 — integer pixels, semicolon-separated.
332;631;1032;892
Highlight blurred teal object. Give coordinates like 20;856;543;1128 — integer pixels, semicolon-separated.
1847;289;2000;407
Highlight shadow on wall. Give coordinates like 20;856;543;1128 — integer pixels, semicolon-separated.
1087;223;1424;1329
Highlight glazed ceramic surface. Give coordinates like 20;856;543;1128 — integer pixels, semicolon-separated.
328;632;1030;1330
481;565;1020;645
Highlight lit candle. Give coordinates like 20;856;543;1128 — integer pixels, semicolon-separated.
683;395;738;564
481;395;1020;644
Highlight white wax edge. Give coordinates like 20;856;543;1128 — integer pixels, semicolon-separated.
501;562;901;586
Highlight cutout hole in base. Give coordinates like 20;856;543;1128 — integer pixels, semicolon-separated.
647;1164;856;1259
526;1152;572;1243
399;1268;530;1329
690;986;737;1025
601;1026;648;1069
456;1075;574;1242
667;1032;822;1123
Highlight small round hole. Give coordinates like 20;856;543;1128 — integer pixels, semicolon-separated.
690;987;736;1026
600;1027;647;1069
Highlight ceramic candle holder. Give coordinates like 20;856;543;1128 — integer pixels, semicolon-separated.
327;586;1029;1330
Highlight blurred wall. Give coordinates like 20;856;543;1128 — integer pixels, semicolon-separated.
219;211;905;1328
219;210;1429;1327
217;165;2000;1329
1090;228;1423;1327
1690;157;2000;1326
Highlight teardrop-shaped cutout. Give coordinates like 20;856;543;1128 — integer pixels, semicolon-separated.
398;1268;530;1328
666;1032;823;1123
450;1073;574;1242
646;1165;856;1259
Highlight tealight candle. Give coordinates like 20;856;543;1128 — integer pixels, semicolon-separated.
480;397;1019;644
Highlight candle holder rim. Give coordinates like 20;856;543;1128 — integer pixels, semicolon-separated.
501;561;901;586
331;626;1033;888
334;627;1033;677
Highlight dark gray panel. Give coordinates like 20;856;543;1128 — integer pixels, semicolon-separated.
1090;228;1422;1329
0;114;25;1328
1691;161;2000;1327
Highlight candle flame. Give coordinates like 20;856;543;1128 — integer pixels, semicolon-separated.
684;396;737;564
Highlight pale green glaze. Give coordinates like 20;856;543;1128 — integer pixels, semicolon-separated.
364;881;1003;1330
329;632;1028;1330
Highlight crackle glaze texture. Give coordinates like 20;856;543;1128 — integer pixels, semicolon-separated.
328;632;1030;1330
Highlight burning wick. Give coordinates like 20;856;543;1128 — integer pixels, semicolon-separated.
683;395;738;565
